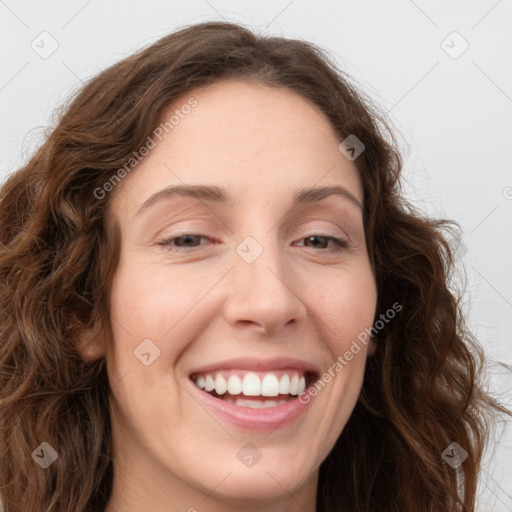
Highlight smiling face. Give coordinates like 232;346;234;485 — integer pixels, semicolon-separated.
80;79;378;511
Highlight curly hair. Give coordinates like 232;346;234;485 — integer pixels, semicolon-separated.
0;20;509;512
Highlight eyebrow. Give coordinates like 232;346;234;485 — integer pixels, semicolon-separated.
135;183;363;216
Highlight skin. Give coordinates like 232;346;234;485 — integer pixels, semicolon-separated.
78;79;378;512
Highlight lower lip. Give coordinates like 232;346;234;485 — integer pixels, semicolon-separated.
188;380;313;432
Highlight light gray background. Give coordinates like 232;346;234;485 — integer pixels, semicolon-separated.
1;1;511;510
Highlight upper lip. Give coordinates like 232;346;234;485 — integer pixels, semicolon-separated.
188;356;320;378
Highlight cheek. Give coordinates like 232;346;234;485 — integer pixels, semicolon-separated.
105;258;197;432
313;268;377;352
107;254;223;365
110;253;185;330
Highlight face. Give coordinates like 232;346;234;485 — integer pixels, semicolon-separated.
80;79;378;510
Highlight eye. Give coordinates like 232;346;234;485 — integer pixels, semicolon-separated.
295;235;348;254
157;233;348;255
157;234;212;253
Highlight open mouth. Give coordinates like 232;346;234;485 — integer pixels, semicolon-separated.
190;370;317;409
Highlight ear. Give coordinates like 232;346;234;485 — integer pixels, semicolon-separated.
75;319;107;363
366;337;377;357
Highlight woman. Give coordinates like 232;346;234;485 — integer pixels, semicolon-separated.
0;20;509;512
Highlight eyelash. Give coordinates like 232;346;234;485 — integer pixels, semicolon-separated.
156;233;348;254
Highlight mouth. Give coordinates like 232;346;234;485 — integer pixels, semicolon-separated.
187;358;319;431
190;369;316;409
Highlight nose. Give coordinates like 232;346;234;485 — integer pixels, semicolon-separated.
222;236;307;338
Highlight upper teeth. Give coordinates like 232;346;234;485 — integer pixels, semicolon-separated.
193;371;307;397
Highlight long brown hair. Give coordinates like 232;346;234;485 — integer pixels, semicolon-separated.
0;20;509;512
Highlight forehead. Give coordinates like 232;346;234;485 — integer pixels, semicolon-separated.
160;79;343;159
110;79;362;217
